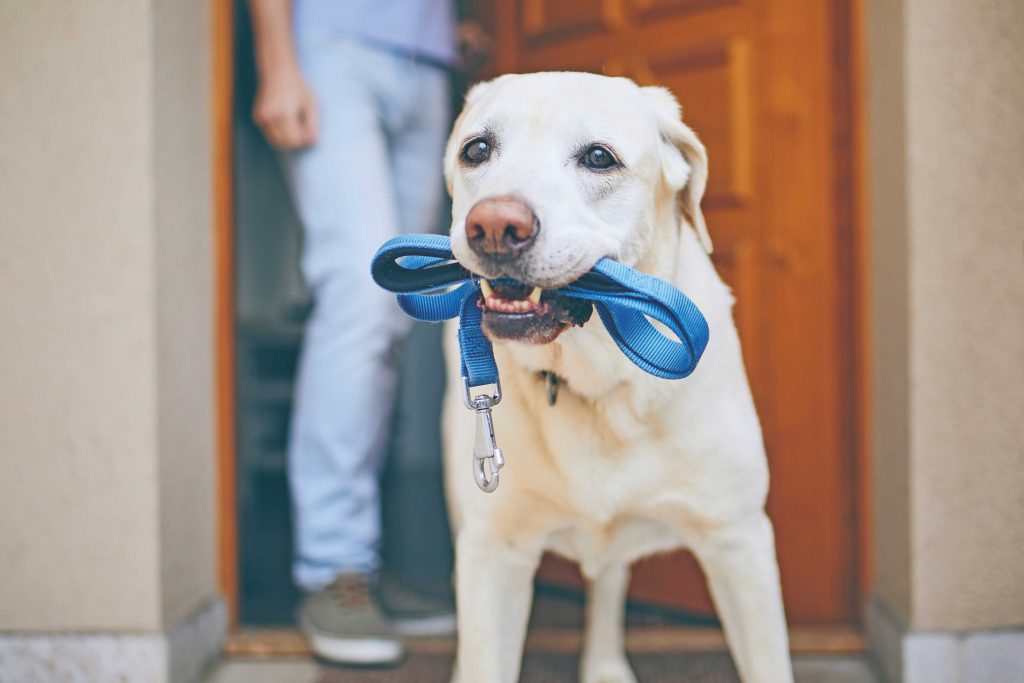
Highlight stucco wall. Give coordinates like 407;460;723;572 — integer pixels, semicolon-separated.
869;0;1024;632
0;0;215;633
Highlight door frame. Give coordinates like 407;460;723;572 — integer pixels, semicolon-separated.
212;0;239;627
211;0;871;631
835;0;872;611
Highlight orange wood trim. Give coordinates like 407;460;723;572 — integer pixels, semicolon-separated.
842;0;873;611
830;0;872;620
211;0;238;629
225;625;865;657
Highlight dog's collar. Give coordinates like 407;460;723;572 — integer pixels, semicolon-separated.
538;370;561;406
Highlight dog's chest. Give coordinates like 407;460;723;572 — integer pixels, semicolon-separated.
526;381;672;497
527;404;710;577
522;379;708;516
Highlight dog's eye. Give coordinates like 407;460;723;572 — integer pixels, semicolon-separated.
461;137;491;165
580;144;620;171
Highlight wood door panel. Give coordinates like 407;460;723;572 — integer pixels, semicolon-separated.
486;0;860;625
630;552;715;615
518;51;618;78
520;0;611;46
709;240;759;373
646;40;753;205
520;47;624;77
518;11;747;75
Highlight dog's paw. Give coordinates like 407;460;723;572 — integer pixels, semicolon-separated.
581;656;638;683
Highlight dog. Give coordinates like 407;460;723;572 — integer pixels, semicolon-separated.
440;72;793;683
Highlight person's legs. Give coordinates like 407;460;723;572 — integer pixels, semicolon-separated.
388;62;451;235
283;39;408;593
373;62;458;635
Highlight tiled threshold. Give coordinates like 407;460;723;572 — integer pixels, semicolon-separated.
210;626;877;682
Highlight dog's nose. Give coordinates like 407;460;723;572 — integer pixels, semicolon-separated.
465;197;539;256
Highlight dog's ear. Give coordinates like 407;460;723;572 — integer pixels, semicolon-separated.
641;86;712;253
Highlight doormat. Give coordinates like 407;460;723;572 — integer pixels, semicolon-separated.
313;652;739;683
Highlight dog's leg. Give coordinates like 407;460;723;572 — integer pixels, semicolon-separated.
694;512;793;683
581;562;637;683
450;525;541;683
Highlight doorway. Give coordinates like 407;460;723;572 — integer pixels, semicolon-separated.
215;0;867;634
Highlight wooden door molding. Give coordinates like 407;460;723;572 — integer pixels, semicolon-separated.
834;0;872;607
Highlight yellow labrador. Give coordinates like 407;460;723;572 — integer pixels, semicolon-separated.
441;72;792;683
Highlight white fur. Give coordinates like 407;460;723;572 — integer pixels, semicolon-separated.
441;72;793;683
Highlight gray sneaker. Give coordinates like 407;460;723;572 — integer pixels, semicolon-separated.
298;573;404;665
376;573;457;637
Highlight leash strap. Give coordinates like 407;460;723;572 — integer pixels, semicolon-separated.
370;233;709;389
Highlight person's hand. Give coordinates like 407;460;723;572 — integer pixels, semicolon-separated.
458;21;493;76
253;66;318;150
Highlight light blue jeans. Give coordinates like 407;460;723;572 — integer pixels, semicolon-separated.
282;37;450;591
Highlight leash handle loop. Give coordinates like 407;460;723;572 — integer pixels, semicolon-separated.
371;234;499;388
560;259;709;379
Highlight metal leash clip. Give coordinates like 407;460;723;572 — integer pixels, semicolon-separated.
461;377;504;492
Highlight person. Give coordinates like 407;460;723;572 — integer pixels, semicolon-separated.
247;0;478;666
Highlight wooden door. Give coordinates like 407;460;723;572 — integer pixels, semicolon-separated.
475;0;864;625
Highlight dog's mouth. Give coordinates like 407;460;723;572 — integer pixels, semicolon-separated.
478;279;593;344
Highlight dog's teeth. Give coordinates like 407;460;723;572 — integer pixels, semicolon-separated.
482;285;543;314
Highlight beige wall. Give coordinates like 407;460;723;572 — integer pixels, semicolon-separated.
0;0;215;633
868;0;1024;632
153;0;216;630
867;0;913;622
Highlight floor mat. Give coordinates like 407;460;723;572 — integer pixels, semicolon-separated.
310;652;739;683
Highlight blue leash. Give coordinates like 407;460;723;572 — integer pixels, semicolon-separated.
370;233;710;388
370;233;710;492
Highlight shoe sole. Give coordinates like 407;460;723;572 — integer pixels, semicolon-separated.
391;612;457;637
301;619;404;665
